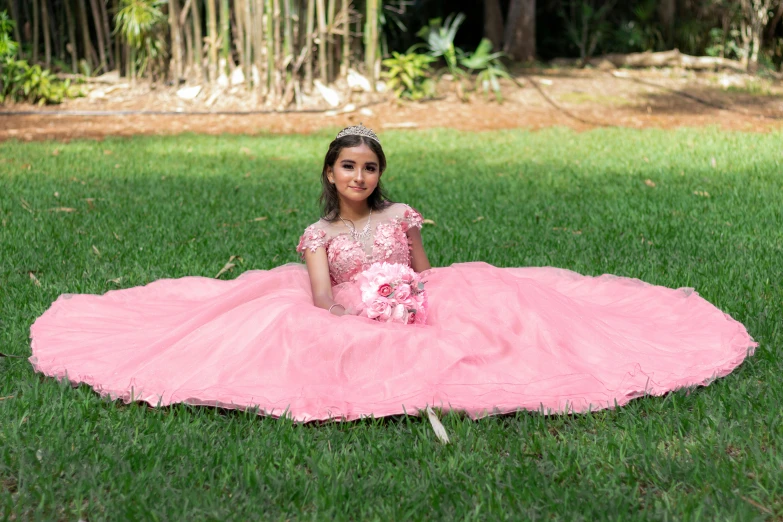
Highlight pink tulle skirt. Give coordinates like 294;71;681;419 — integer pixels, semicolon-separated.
29;262;756;421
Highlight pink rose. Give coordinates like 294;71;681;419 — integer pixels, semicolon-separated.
378;284;392;297
394;284;411;301
391;304;406;323
366;299;391;320
407;311;416;324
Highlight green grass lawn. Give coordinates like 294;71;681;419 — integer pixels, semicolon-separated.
1;127;782;520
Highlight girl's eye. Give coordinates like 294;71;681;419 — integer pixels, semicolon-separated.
366;166;376;172
342;164;353;169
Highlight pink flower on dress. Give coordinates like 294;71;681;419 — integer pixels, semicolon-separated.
356;262;427;325
366;299;391;320
394;284;411;301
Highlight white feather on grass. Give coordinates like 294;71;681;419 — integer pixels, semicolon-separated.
426;405;450;445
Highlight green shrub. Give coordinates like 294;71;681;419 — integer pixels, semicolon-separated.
0;10;81;104
382;49;436;101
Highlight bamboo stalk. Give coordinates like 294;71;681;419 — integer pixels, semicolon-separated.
254;0;265;95
327;0;335;80
340;0;349;77
63;0;79;71
169;0;184;80
76;0;97;71
364;0;377;90
206;0;218;82
98;0;114;69
304;0;315;92
220;0;230;75
114;0;121;73
7;0;22;50
88;0;108;71
40;0;52;67
243;0;252;86
32;0;40;63
233;0;243;79
273;0;282;98
192;0;204;80
283;0;293;103
184;7;194;76
316;0;327;83
266;0;274;100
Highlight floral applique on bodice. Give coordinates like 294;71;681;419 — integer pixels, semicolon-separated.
297;203;423;285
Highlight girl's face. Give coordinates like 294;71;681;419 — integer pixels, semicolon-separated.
326;144;381;207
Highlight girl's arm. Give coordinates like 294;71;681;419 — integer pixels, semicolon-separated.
303;247;349;316
407;227;431;273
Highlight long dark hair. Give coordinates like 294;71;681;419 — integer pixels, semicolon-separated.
319;134;390;221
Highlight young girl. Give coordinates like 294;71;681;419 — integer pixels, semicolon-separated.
297;125;429;317
30;124;756;422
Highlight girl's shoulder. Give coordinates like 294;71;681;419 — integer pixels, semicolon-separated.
296;219;331;254
382;202;423;230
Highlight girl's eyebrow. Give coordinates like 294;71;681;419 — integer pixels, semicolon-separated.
340;159;378;166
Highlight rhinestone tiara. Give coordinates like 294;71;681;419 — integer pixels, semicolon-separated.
335;123;380;144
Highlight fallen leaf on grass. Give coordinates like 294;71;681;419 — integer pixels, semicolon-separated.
52;149;60;156
103;149;113;155
473;216;484;223
92;245;102;257
644;179;656;187
21;163;31;170
29;272;41;286
422;219;436;226
108;277;123;285
252;216;268;221
215;256;240;278
693;190;710;198
20;198;33;212
710;157;717;168
425;406;450;445
48;207;77;213
0;396;15;401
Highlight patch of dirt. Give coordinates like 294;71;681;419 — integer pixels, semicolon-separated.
1;68;782;142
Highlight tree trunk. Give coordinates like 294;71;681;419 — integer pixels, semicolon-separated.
206;0;218;82
88;0;108;71
76;0;98;70
7;0;23;50
483;0;504;52
32;0;40;63
98;0;114;69
63;0;79;71
41;0;52;67
304;0;315;91
767;2;783;42
658;0;676;48
169;0;184;80
503;0;535;62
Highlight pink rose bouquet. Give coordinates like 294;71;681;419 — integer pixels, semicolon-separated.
356;262;427;325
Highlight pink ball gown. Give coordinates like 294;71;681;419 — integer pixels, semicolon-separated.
29;203;756;421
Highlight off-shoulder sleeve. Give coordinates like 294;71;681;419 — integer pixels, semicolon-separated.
296;224;328;255
401;204;423;230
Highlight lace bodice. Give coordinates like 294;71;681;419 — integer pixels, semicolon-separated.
297;203;423;285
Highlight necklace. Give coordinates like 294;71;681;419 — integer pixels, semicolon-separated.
338;208;373;242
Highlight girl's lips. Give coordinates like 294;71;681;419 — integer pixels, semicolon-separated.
349;186;366;191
